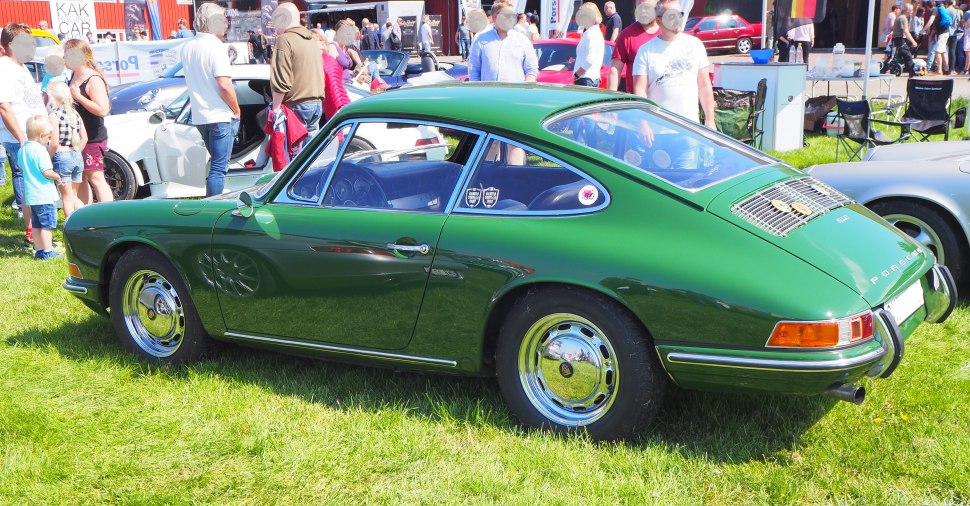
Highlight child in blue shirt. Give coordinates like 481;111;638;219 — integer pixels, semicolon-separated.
19;115;63;260
40;54;70;93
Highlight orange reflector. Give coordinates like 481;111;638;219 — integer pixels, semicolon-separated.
768;321;840;347
767;311;875;348
67;263;82;279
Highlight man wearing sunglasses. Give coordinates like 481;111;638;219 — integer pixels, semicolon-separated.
631;0;715;131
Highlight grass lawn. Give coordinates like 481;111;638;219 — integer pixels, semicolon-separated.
1;135;969;504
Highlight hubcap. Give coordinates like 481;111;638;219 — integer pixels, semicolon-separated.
884;213;945;264
122;269;186;358
739;39;751;53
518;314;618;426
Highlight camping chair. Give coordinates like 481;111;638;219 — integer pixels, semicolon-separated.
835;98;912;162
745;78;767;150
896;79;967;141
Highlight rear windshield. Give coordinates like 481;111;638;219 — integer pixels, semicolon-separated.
545;104;770;191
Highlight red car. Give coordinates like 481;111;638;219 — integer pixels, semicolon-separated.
685;14;763;54
533;38;615;89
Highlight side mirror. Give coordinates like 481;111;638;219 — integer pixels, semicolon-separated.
149;110;166;125
236;190;257;218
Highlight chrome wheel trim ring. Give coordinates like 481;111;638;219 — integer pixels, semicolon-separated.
884;213;945;264
517;313;618;426
121;269;186;358
738;38;751;53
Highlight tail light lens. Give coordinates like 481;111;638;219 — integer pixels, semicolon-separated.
767;311;874;348
415;136;440;146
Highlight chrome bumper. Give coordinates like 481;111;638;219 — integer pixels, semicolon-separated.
924;264;957;324
62;278;89;294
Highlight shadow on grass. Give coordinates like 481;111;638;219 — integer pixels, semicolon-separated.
4;312;847;462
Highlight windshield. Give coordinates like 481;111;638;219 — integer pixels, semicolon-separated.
535;43;614;71
361;50;406;77
165;91;190;120
546;104;771;191
685;18;701;30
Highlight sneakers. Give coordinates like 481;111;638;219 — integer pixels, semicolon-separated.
34;250;64;260
22;239;34;250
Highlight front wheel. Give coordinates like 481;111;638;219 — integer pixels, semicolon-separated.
109;247;212;365
871;200;964;285
736;37;753;54
495;286;667;441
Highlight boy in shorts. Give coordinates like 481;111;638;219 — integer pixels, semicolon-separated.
19;115;63;260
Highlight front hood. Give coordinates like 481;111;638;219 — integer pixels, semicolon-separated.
104;111;155;155
709;168;933;306
866;140;970;162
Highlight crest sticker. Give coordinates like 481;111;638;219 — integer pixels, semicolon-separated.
624;149;642;167
771;199;792;213
578;185;599;206
465;188;482;207
483;187;500;208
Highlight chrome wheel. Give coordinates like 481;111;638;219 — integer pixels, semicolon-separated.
884;213;945;264
517;313;618;426
121;269;186;358
737;37;752;54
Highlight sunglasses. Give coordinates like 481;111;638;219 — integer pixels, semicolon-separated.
663;10;686;19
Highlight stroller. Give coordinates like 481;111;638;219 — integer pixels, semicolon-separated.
880;41;910;76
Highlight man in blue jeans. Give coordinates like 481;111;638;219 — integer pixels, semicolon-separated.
179;3;241;196
270;2;325;153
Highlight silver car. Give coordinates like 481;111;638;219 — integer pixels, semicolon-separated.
807;142;970;285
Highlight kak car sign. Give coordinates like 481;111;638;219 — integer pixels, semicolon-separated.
50;0;97;41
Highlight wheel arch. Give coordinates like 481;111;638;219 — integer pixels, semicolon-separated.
479;280;656;374
99;239;190;310
107;149;146;188
866;194;970;250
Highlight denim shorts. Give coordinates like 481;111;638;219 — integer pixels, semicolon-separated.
31;203;57;230
53;150;84;184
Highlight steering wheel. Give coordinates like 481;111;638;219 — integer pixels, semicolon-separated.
323;165;388;208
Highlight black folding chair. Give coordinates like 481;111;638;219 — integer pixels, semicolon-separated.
896;79;967;141
746;78;768;150
835;98;912;162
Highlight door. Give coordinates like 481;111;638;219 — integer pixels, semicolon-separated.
694;18;719;49
153;91;209;189
719;16;742;49
211;120;482;350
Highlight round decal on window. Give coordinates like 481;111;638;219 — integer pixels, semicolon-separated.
624;149;642;167
578;185;599;206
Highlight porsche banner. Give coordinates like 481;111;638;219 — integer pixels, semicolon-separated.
38;39;187;86
540;0;573;39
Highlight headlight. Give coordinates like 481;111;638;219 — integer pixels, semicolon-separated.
137;88;160;106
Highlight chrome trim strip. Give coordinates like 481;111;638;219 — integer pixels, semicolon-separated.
666;347;886;371
224;331;459;367
62;280;88;294
451;133;611;217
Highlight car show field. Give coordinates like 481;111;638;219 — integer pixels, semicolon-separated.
1;86;968;502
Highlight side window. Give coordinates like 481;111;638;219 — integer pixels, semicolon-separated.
322;121;480;212
721;18;739;29
698;19;716;31
284;124;353;203
456;138;606;213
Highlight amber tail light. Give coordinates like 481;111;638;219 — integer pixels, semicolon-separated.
767;312;874;348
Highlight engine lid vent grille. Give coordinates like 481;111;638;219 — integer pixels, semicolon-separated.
731;177;853;237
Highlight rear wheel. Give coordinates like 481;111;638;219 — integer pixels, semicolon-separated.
109;247;212;365
736;37;753;54
870;200;964;284
103;151;138;201
495;286;667;441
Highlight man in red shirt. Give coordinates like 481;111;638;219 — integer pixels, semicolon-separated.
608;0;661;92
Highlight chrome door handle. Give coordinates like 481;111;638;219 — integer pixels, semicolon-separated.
387;243;430;254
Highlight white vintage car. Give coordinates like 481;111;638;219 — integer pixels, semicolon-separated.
102;65;445;200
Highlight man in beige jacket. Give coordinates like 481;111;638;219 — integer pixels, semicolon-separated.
270;2;325;149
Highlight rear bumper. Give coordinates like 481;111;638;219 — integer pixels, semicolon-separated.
63;276;108;316
658;264;956;394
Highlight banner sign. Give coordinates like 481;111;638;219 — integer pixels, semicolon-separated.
540;0;573;38
50;0;97;41
39;39;187;86
124;0;148;41
428;15;442;54
400;15;417;53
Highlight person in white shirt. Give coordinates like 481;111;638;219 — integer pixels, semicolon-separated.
468;0;539;82
180;3;240;196
632;0;715;128
420;14;434;53
787;22;814;61
574;3;605;87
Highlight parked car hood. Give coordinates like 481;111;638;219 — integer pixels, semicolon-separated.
865;140;970;162
707;166;933;306
110;78;186;114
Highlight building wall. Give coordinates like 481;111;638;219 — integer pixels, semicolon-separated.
0;0;191;39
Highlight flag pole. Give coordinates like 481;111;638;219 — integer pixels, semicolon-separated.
863;0;875;99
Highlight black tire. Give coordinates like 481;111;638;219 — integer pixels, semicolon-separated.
103;151;138;201
870;200;964;285
889;62;903;77
109;247;212;365
736;37;753;54
495;286;667;441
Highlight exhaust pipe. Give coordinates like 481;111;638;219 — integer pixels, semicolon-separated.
825;383;866;405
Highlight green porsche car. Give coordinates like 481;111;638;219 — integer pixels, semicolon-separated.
62;84;956;441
